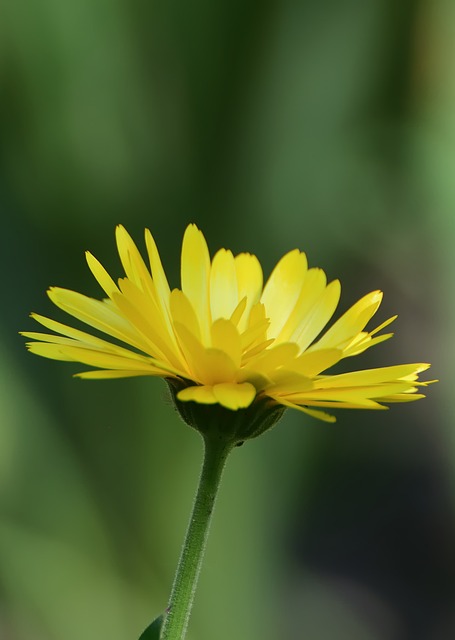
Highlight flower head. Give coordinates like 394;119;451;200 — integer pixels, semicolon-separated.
23;224;433;428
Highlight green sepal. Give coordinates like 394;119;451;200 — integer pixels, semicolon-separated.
138;614;164;639
166;378;286;445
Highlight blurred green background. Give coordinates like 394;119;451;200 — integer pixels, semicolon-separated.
1;0;454;638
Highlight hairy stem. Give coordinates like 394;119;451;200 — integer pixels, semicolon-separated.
160;434;233;640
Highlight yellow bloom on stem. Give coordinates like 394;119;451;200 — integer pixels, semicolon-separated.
22;224;433;424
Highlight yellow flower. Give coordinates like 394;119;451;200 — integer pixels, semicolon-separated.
22;224;433;423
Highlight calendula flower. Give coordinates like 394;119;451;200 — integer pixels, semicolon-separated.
22;223;436;640
22;224;432;427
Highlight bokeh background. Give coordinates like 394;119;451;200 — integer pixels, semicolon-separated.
1;0;454;638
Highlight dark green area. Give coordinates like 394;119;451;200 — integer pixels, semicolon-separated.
139;614;163;640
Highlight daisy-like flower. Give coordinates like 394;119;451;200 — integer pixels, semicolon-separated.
23;224;432;429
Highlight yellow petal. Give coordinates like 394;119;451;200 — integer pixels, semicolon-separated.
26;341;75;361
270;395;336;422
340;315;397;357
47;287;150;354
309;290;383;351
342;331;394;357
115;225;154;293
261;250;308;339
75;369;157;379
181;224;211;343
173;321;238;385
370;315;398;336
286;392;398;408
240;302;270;352
197;349;238;386
170;289;201;342
23;314;166;364
85;252;119;298
241;339;275;363
263;370;313;395
113;282;183;368
294;279;341;352
313;364;430;389
285;382;421;407
210;249;238;320
22;331;132;356
212;382;256;410
377;393;426;403
177;385;217;404
295;405;337;422
244;342;299;376
26;342;164;373
145;228;174;336
211;318;241;368
235;369;271;390
171;321;205;381
276;267;327;342
23;329;184;380
234;253;263;331
25;314;131;352
230;296;247;328
281;398;388;410
287;348;342;377
145;228;171;302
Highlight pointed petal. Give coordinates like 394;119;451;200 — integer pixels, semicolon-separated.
23;315;168;365
314;364;430;389
75;369;160;379
281;398;388;410
113;281;182;367
270;395;336;422
277;267;327;342
25;314;134;352
294;279;341;352
310;291;383;351
170;289;201;342
145;228;175;338
211;318;241;368
86;252;119;298
342;331;394;357
116;225;154;293
288;348;342;377
263;370;313;394
210;248;238;320
234;253;263;331
181;224;211;342
47;287;151;353
25;341;75;361
378;393;426;403
240;302;270;352
145;228;171;302
261;250;308;339
241;339;275;362
244;342;299;376
25;342;164;373
370;315;398;336
230;297;247;328
285;384;413;406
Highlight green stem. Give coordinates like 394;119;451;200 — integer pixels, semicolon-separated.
160;434;233;640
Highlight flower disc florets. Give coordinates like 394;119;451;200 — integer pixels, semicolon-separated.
22;223;434;426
